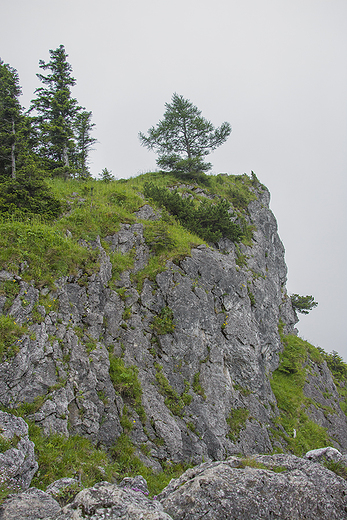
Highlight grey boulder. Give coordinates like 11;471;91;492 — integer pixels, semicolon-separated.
0;488;61;520
55;481;173;519
0;411;38;491
158;453;347;520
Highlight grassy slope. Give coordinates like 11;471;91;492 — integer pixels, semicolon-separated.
270;325;347;456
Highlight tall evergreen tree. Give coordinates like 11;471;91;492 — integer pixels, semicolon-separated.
30;45;81;171
0;59;23;179
73;110;96;178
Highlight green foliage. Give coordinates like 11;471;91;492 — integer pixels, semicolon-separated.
0;177;62;219
234;383;251;396
99;167;114;182
30;45;84;171
0;315;28;362
324;460;347;481
271;334;330;455
28;423;118;490
318;349;347;381
109;355;142;403
51;481;83;507
0;279;20;312
290;294;318;314
151;307;175;335
226;408;249;441
144;182;242;244
73;111;96;178
144;220;176;254
0;433;19;453
0;59;35;181
236;457;286;473
139;93;231;176
247;286;256;306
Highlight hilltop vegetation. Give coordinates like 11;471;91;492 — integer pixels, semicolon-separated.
0;171;260;289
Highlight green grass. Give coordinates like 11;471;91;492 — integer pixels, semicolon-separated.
271;333;330;455
226;408;249;441
109;354;145;422
28;423;119;490
0;315;29;362
192;372;206;400
0;172;261;290
154;364;191;416
110;433;190;496
0;219;99;287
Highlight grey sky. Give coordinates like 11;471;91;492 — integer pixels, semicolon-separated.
1;0;346;359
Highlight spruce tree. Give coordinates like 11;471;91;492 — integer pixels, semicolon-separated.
30;45;81;172
0;60;23;179
73;110;97;178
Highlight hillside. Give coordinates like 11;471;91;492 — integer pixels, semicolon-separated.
1;171;347;505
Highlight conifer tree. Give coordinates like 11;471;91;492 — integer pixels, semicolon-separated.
139;93;231;176
0;59;23;179
73;110;97;178
30;45;81;172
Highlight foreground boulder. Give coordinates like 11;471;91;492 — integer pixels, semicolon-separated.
2;451;347;519
55;480;172;519
158;453;347;520
0;488;61;520
0;411;38;491
0;477;173;520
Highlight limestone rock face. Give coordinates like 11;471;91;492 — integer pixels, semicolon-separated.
158;454;347;520
0;182;345;466
0;411;38;491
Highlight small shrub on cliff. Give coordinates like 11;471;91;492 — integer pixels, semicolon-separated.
144;182;242;244
290;294;318;314
109;355;142;402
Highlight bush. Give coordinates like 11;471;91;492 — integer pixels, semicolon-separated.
0;178;61;220
144;182;242;244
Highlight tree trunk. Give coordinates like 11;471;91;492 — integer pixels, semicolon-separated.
11;118;16;179
63;145;69;167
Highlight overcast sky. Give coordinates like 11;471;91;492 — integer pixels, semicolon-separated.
1;0;346;359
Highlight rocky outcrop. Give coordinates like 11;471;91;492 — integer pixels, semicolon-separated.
0;180;346;470
0;411;38;491
158;452;347;520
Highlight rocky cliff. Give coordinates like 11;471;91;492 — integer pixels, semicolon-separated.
0;172;346;513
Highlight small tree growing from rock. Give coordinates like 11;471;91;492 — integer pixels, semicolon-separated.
290;294;318;314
